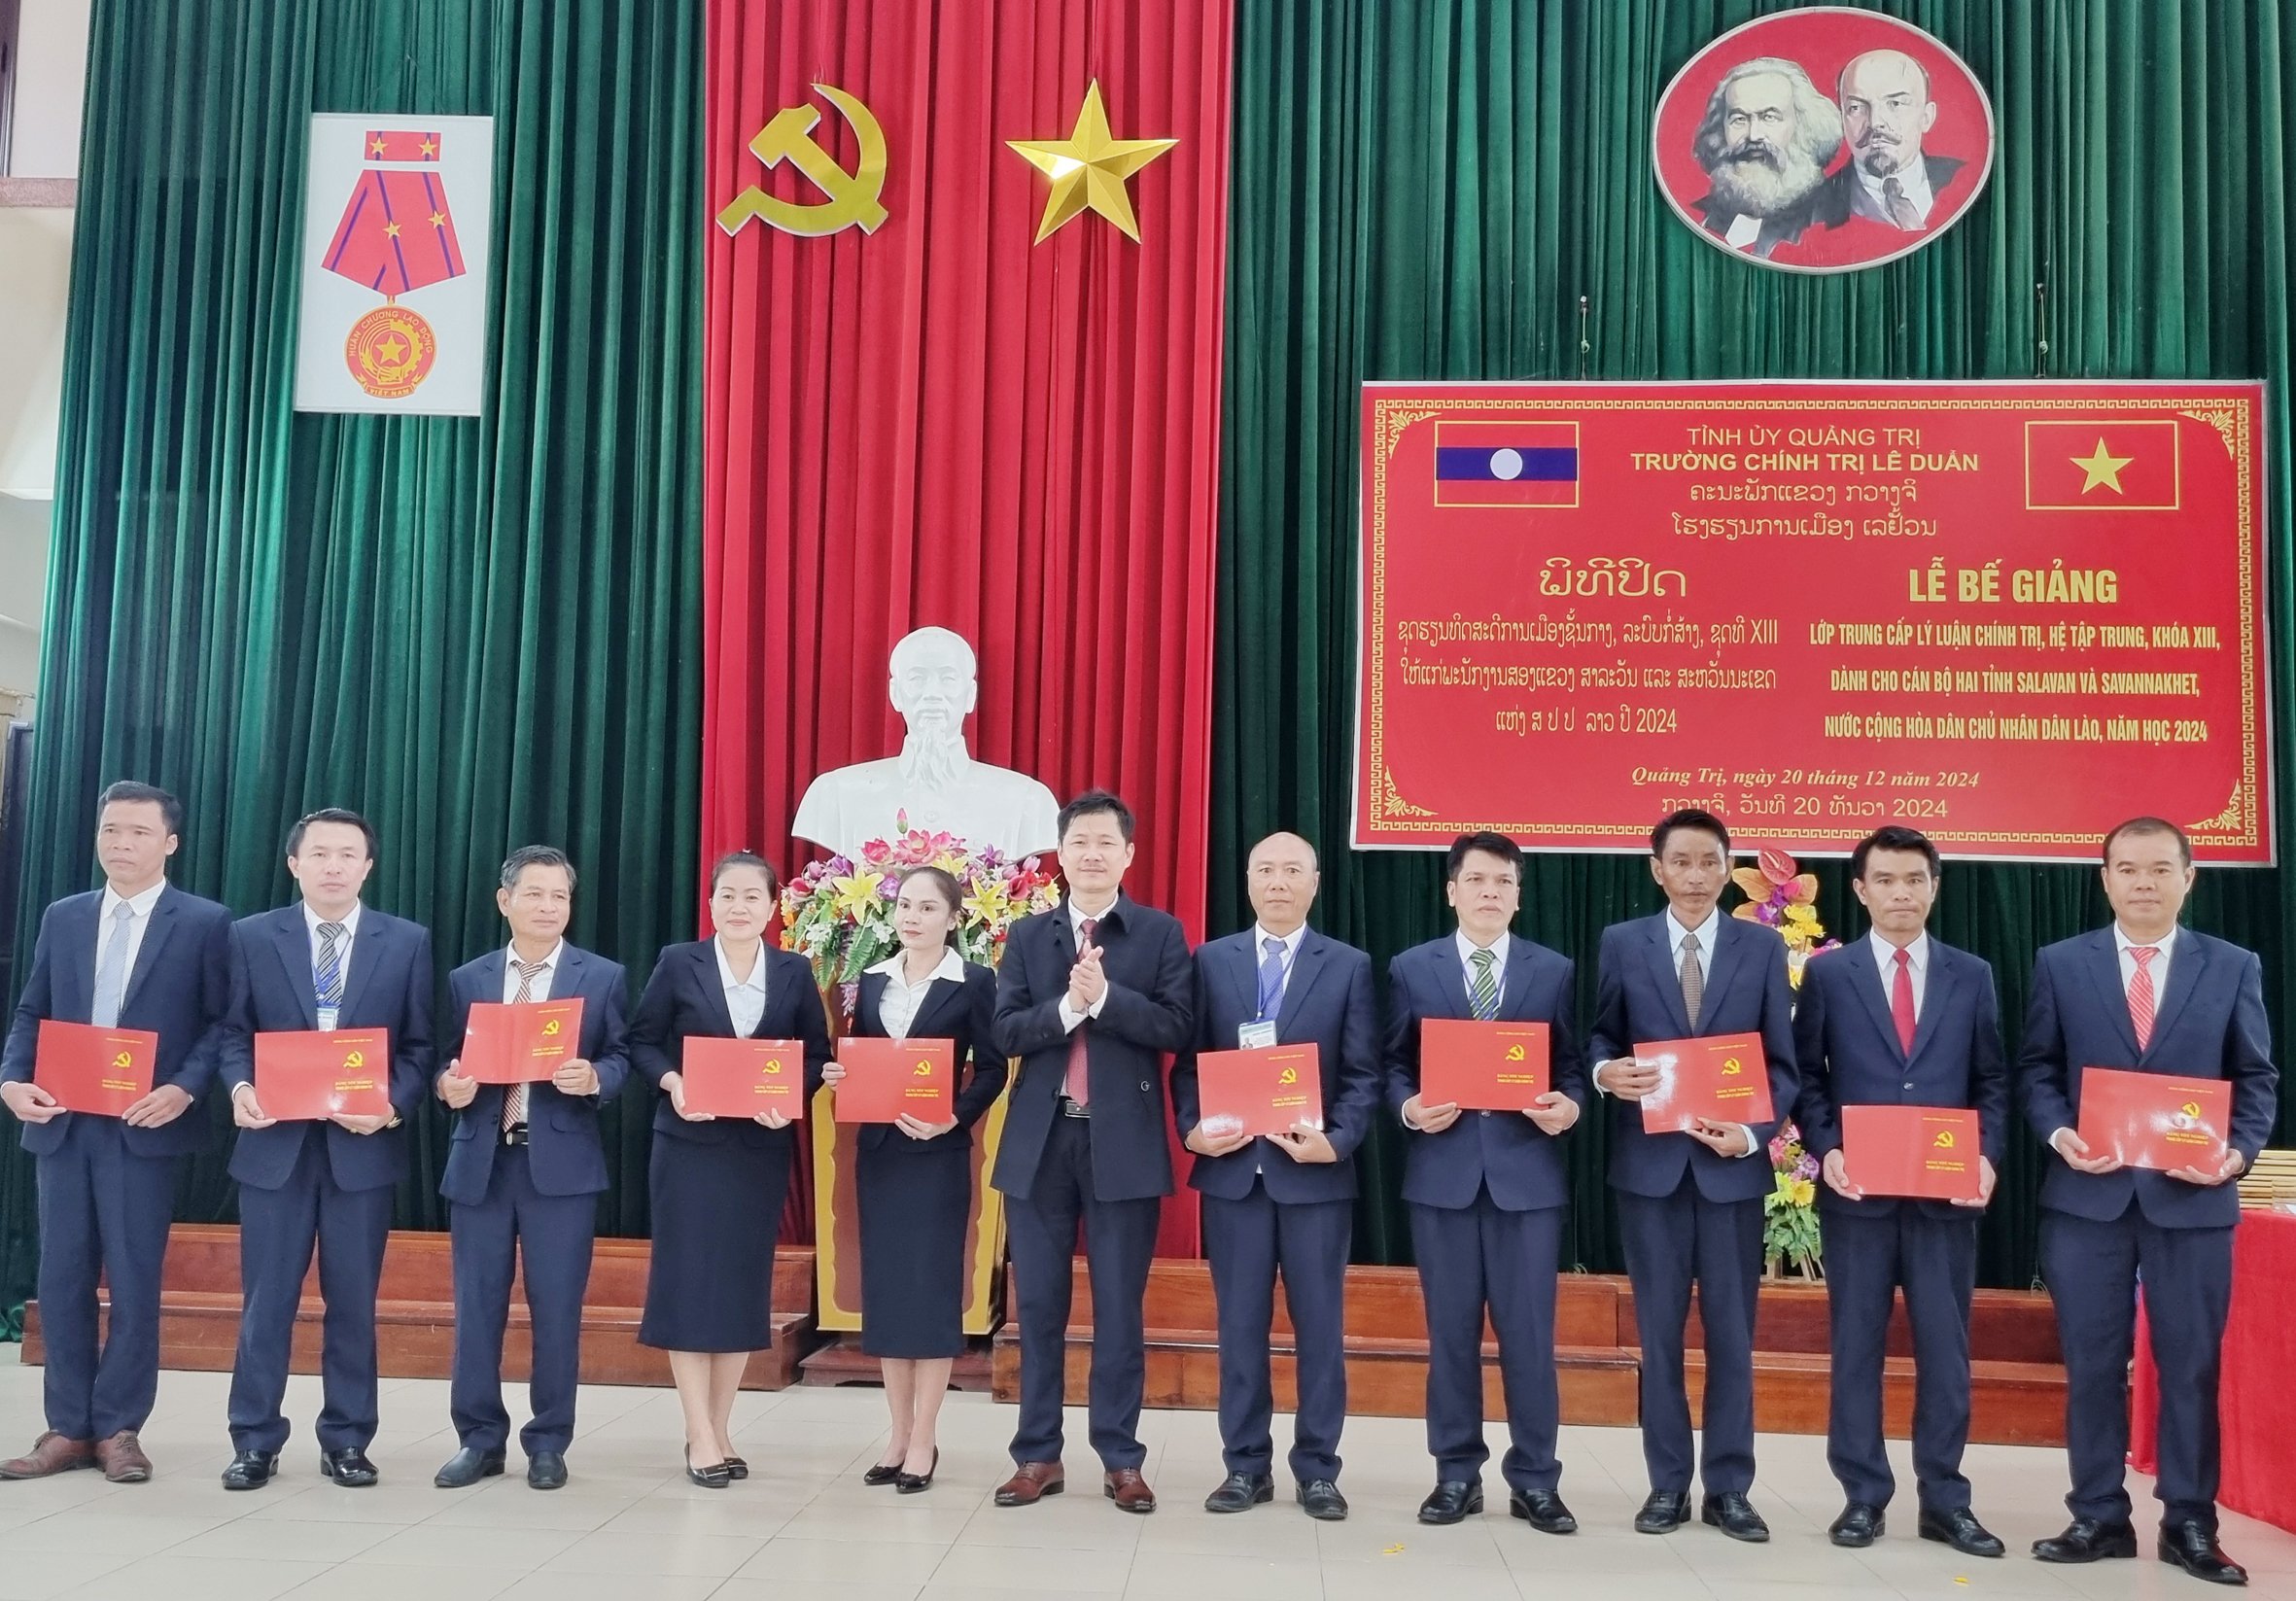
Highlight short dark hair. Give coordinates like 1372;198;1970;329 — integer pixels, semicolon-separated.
287;808;377;860
2103;816;2192;867
500;845;577;893
1850;825;1940;881
96;781;183;838
1058;789;1135;844
1652;808;1730;857
710;850;780;897
1445;830;1522;881
895;865;966;947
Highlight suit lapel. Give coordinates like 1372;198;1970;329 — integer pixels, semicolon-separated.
555;944;586;998
2082;930;2142;1060
1905;944;1957;1066
695;942;741;1038
1274;933;1328;1033
1499;939;1546;1022
906;972;967;1040
1429;941;1477;1021
339;912;388;1022
2141;933;2206;1064
1642;920;1694;1038
1844;942;1905;1062
119;889;179;1015
1703;918;1748;1027
1227;935;1264;1024
269;911;321;1029
56;895;101;1023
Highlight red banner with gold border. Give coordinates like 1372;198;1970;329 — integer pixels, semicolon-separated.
1356;382;2270;863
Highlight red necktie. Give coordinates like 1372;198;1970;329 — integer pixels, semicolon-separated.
1890;948;1917;1056
2129;946;2160;1051
1063;917;1098;1104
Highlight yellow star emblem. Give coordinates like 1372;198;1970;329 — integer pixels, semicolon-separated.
377;336;408;365
419;139;438;158
1007;80;1176;244
383;221;401;238
430;211;447;228
2071;436;2134;493
369;137;388;156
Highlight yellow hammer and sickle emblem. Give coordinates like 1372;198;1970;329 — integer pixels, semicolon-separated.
2181;1101;2202;1119
542;1019;561;1036
111;1051;132;1070
1722;1057;1743;1075
343;1050;365;1069
1279;1066;1299;1085
914;1060;934;1076
764;1057;784;1074
717;84;889;238
1934;1130;1955;1149
1505;1045;1526;1062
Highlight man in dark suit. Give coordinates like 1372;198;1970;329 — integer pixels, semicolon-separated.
1817;49;1970;233
991;789;1193;1514
1170;831;1378;1522
1588;808;1796;1542
431;846;628;1492
1384;831;1586;1534
0;783;232;1483
1792;826;2007;1557
217;809;433;1490
2022;818;2278;1585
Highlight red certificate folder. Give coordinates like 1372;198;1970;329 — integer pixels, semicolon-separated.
1842;1104;1983;1201
1198;1044;1325;1137
832;1037;956;1124
253;1029;392;1120
459;998;586;1084
33;1021;157;1116
1637;1032;1773;1132
678;1037;807;1119
2076;1066;2231;1172
1420;1019;1550;1110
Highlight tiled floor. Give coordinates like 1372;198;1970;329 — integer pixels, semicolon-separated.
3;1349;2293;1599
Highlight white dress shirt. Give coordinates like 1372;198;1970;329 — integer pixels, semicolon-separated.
2113;922;2177;1000
1058;895;1120;1031
869;947;964;1040
91;881;167;1002
1870;929;1931;1020
1250;922;1308;1016
714;937;770;1037
303;901;364;1030
1454;928;1510;1009
501;941;563;1002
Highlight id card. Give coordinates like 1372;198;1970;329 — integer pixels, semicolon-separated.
1236;1020;1279;1050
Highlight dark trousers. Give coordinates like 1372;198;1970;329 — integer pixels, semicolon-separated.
1821;1205;1978;1512
448;1144;597;1455
1003;1112;1160;1470
34;1116;181;1440
1409;1190;1564;1491
2042;1204;2234;1530
1618;1179;1763;1496
1201;1181;1351;1483
227;1131;395;1455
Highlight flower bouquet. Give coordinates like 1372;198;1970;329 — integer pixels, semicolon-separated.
781;814;1062;1003
1732;846;1841;1278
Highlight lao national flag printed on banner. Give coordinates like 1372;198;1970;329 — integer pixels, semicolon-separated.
2024;419;2181;510
1434;420;1580;506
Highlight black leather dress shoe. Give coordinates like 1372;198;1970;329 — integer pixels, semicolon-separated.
862;1461;902;1486
1919;1506;2005;1558
1829;1501;1886;1547
434;1447;504;1488
1297;1479;1348;1521
1635;1490;1691;1534
320;1447;379;1487
1510;1488;1578;1534
527;1451;567;1491
1702;1492;1770;1543
722;1455;748;1480
2160;1520;2248;1585
1417;1479;1483;1524
1204;1472;1273;1513
2033;1517;2139;1563
220;1450;277;1491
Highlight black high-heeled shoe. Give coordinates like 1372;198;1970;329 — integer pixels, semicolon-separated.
684;1446;731;1489
861;1460;902;1487
895;1447;938;1494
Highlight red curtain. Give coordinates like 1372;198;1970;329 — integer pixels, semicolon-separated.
702;0;1232;1254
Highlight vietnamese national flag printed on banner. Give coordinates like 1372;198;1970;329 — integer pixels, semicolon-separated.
2024;419;2181;510
1433;419;1580;506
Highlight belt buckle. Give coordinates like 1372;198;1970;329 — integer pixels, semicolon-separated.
501;1126;530;1147
1059;1097;1091;1119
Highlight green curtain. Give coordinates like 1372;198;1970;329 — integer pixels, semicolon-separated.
0;0;703;1321
1213;0;2294;1289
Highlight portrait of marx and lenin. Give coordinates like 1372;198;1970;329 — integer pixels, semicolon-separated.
1651;7;1997;273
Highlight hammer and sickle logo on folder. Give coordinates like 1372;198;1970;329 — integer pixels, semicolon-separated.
717;84;890;238
1505;1045;1527;1062
763;1057;784;1074
1722;1057;1743;1075
343;1050;365;1069
914;1060;934;1076
542;1019;561;1037
111;1051;132;1070
1934;1130;1956;1149
2180;1100;2203;1120
1278;1066;1299;1085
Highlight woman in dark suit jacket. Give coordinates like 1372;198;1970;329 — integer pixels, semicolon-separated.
823;865;1006;1493
631;852;829;1487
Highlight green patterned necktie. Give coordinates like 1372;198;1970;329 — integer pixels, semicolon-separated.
1468;948;1500;1021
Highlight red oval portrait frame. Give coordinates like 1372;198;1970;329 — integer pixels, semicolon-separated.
1652;7;1995;274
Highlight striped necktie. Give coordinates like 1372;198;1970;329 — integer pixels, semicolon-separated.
504;957;549;1131
315;922;347;1026
1468;948;1500;1021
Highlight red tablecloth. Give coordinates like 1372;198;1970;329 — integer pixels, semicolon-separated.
2130;1209;2296;1533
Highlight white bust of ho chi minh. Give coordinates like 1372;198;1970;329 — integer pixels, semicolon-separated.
790;626;1061;860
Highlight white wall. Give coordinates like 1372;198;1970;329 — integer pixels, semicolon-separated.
11;0;91;179
0;205;71;500
0;492;48;709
